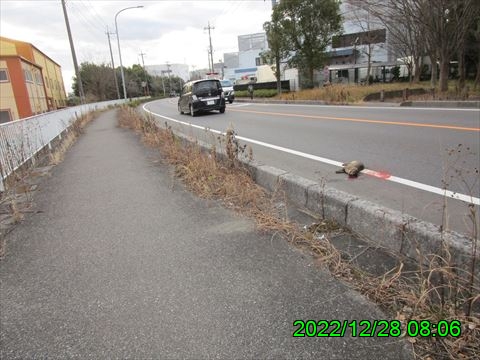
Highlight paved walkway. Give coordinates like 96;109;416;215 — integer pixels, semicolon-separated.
0;109;411;359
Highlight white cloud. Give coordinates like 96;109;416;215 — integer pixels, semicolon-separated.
0;0;273;93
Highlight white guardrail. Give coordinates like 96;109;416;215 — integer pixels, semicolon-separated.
0;99;128;192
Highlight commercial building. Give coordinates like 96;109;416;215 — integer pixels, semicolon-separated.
222;33;269;82
326;1;398;84
0;36;67;122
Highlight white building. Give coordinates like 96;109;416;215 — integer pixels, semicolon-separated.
327;1;397;84
222;33;269;82
145;64;189;82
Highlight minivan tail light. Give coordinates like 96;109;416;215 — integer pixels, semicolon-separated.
221;92;225;99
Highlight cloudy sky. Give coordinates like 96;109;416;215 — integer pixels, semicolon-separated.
0;0;274;93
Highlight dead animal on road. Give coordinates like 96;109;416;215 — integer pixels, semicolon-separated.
335;160;365;177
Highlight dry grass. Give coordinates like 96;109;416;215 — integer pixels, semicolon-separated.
275;81;480;104
49;112;95;165
119;105;479;359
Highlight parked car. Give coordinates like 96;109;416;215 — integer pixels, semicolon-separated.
220;79;235;104
178;79;226;117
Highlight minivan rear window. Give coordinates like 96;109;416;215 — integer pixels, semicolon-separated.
193;80;220;92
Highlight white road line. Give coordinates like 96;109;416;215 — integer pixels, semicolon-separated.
143;105;480;206
228;103;252;107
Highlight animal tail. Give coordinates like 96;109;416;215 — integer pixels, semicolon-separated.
335;169;344;174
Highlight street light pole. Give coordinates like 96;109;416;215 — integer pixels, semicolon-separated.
115;5;143;100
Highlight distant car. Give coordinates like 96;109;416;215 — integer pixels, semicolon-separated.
169;91;177;97
178;79;226;117
220;79;235;104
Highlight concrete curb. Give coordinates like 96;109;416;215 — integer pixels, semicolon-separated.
235;98;329;105
157;121;479;278
261;164;478;272
235;98;480;108
400;100;480;108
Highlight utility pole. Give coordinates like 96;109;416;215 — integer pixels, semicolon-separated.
160;71;166;96
106;27;120;99
166;61;172;92
61;0;85;103
204;22;215;73
206;49;211;74
139;51;150;96
219;59;224;79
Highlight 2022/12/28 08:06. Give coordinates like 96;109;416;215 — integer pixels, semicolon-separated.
292;319;462;337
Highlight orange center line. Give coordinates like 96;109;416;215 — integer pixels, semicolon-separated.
228;108;480;132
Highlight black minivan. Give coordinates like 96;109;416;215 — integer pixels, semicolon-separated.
178;79;226;117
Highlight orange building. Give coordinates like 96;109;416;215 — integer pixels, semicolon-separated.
0;36;67;123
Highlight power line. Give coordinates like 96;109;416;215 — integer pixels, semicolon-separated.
84;0;109;28
77;0;108;29
65;1;111;64
66;1;106;37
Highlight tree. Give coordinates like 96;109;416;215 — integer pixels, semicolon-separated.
146;74;184;97
360;0;426;83
123;64;150;98
345;1;387;84
469;13;480;89
455;1;480;89
72;62;117;101
412;0;478;91
274;0;342;88
263;8;290;94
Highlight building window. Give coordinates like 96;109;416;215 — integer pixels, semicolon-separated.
0;110;12;123
0;69;9;82
24;69;34;83
35;72;43;85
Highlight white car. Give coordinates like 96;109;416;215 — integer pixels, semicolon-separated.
220;79;235;104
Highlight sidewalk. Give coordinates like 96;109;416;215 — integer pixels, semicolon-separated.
0;109;411;359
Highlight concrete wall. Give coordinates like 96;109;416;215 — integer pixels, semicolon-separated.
0;98;130;191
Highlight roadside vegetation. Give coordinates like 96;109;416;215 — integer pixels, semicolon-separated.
262;0;479;95
48;111;97;165
119;106;479;359
236;80;480;104
235;89;278;98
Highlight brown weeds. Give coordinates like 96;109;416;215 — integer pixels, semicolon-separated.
49;112;95;165
274;81;480;104
119;105;479;359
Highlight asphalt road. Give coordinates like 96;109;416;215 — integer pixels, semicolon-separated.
143;99;480;236
0;110;411;359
